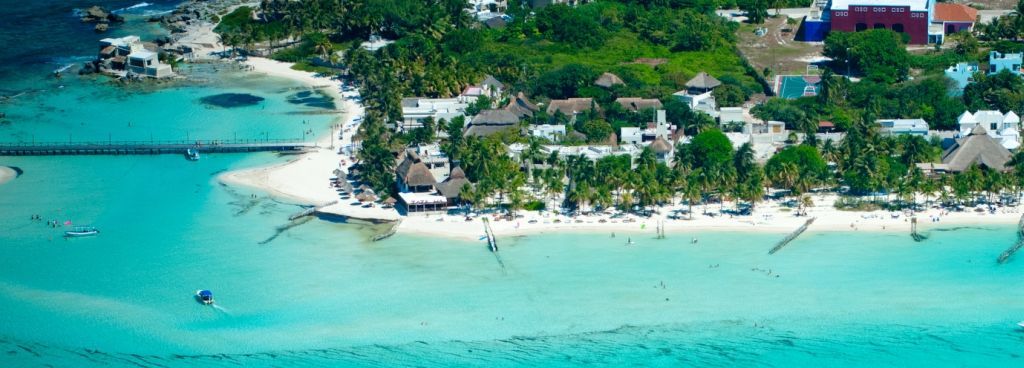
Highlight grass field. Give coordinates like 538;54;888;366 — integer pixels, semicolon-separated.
480;29;763;94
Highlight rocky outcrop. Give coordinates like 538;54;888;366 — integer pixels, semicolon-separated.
79;5;125;24
161;0;247;35
94;23;109;33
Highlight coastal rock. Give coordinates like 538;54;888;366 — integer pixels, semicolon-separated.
147;15;164;23
154;36;173;46
78;61;97;75
79;6;124;24
94;23;108;33
80;6;109;22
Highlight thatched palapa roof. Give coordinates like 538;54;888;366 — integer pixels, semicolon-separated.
614;97;663;112
465;109;520;137
505;92;539;119
650;136;673;154
594;72;625;88
435;166;471;199
546;98;597;116
941;125;1011;172
686;72;721;90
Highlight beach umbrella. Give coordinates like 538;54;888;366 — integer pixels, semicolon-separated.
339;181;354;193
356;191;377;202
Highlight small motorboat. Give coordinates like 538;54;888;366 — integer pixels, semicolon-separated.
64;226;99;237
195;289;214;305
185;148;200;161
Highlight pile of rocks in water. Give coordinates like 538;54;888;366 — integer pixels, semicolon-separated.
155;0;249;35
78;5;125;33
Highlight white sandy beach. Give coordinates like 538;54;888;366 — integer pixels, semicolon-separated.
218;57;362;208
396;194;1023;242
0;166;16;186
213;62;1022;241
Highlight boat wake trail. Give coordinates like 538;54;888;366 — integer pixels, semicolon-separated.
211;304;230;314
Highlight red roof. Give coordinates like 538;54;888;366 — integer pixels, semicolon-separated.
818;121;835;128
934;3;978;23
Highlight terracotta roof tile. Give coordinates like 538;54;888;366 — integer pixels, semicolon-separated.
934;3;978;23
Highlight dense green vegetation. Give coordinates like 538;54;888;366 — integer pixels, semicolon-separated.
210;0;1024;212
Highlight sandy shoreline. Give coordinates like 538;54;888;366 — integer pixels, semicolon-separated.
0;166;16;186
217;57;360;207
212;59;1024;240
395;195;1023;241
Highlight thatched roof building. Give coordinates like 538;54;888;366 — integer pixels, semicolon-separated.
594;72;625;88
505;92;539;119
685;72;721;92
465;109;520;137
941;125;1012;172
614;97;663;112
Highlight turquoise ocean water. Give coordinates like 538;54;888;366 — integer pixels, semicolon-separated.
2;2;1024;367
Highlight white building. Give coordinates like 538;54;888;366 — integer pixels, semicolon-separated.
621;110;673;145
399;97;469;132
97;35;173;78
877;118;930;136
126;50;173;78
957;110;1021;150
529;124;566;141
672;90;716;115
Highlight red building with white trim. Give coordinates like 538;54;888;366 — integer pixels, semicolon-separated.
828;0;933;44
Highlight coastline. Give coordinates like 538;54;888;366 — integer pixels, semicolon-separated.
204;56;1023;242
217;57;363;209
0;166;16;186
395;194;1023;242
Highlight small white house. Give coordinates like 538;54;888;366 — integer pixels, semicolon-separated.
529;124;566;141
957;110;1020;150
126;50;172;78
399;97;469;132
877;118;930;136
621;110;672;145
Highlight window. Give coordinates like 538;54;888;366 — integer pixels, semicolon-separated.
892;23;904;33
854;6;868;12
835;11;848;16
892;7;905;12
856;23;868;32
991;123;998;131
874;23;886;29
873;7;886;12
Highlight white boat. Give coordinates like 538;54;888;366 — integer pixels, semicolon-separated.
1018;321;1024;329
64;226;98;237
185;148;200;161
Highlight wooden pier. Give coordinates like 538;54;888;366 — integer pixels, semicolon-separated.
768;217;816;255
996;214;1024;264
0;139;314;156
482;217;498;252
371;220;403;242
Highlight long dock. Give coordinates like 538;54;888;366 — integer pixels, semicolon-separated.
996;214;1024;264
482;217;498;252
371;220;403;242
768;217;816;255
0;139;314;156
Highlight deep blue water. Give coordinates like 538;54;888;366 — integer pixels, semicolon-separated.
0;0;179;92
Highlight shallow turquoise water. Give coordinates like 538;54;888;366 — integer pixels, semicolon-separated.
1;151;1023;367
1;5;1023;365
